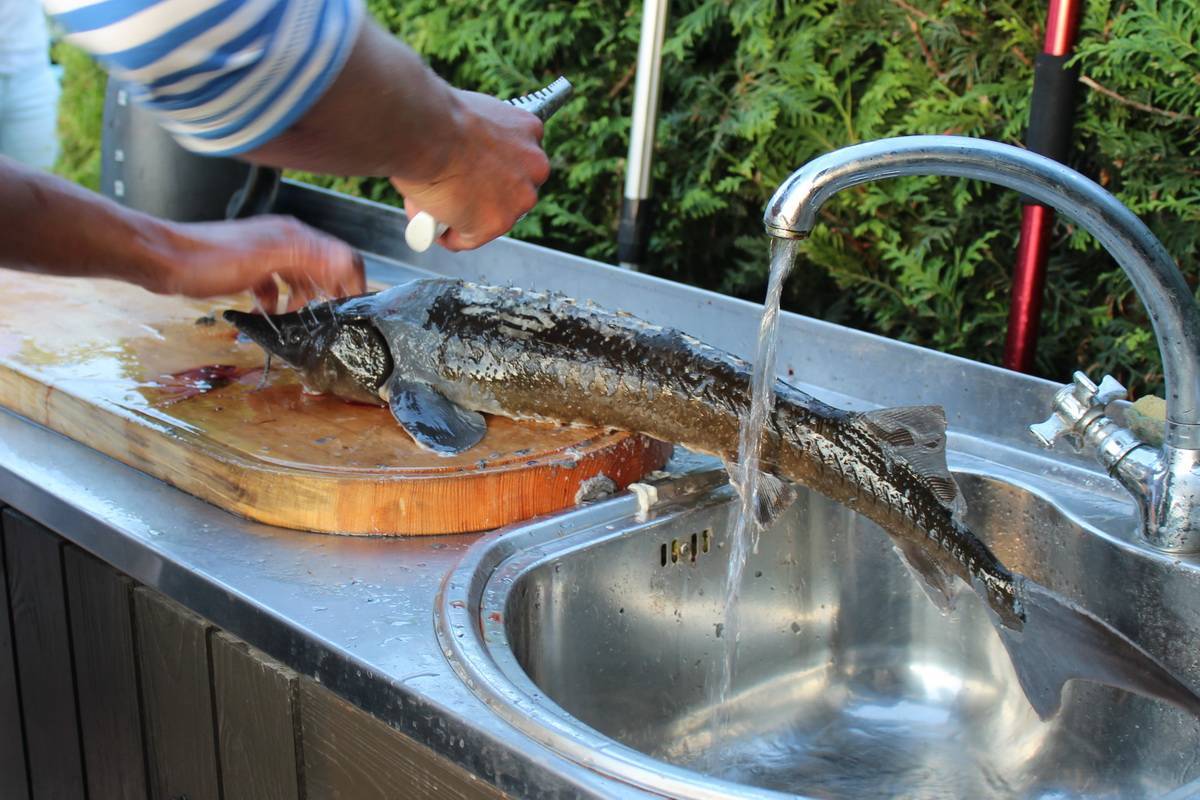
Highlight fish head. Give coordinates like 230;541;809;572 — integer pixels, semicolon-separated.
223;298;392;404
223;305;332;370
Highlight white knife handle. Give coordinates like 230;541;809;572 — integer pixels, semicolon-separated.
402;77;573;254
404;211;449;253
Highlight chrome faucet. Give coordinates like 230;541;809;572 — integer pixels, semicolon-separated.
762;135;1200;553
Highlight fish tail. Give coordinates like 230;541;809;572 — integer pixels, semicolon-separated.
996;577;1200;720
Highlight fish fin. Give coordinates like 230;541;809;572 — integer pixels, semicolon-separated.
860;405;966;519
384;378;486;456
754;473;799;529
891;538;960;614
996;577;1200;721
723;462;798;529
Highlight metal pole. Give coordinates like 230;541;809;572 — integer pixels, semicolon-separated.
1003;0;1085;372
617;0;669;270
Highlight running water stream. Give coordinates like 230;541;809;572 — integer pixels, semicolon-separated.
705;238;1200;765
711;237;800;750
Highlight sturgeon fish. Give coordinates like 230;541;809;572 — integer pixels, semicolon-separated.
226;277;1200;720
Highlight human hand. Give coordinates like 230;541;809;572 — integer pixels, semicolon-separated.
390;89;551;252
150;215;365;311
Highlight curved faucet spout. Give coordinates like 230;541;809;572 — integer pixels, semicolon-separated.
764;135;1200;450
763;135;1200;550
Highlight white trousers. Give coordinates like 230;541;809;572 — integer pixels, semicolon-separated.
0;61;60;170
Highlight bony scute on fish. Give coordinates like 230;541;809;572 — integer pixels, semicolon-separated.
224;277;1200;722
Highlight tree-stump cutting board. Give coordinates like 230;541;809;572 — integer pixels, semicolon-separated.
0;271;671;534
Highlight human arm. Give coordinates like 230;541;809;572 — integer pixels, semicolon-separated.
0;156;364;307
244;23;550;251
46;0;550;251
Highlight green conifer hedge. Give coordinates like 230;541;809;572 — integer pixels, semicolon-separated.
56;0;1200;394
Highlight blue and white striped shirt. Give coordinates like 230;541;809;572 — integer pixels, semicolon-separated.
46;0;364;155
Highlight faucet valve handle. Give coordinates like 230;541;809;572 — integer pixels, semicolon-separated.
1029;414;1075;449
1029;371;1128;450
1085;373;1129;406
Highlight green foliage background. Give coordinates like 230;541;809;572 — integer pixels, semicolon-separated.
56;0;1200;395
53;40;106;190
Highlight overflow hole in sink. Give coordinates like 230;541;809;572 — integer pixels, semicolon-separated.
660;530;713;568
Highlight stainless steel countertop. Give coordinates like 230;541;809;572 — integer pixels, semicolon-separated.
0;182;1116;798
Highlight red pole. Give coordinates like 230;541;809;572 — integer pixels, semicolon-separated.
1005;204;1054;372
1003;0;1084;372
1044;0;1083;55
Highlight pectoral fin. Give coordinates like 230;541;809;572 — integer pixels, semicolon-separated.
384;378;486;456
724;461;799;530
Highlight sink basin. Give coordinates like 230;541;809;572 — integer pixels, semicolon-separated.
439;466;1200;799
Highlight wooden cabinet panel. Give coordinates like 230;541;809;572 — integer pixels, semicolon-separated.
134;587;222;800
300;679;506;800
0;509;29;800
211;631;303;800
2;509;86;800
64;546;149;800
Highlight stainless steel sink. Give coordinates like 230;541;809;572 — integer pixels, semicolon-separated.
438;460;1200;799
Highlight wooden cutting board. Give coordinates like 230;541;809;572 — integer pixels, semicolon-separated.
0;271;671;535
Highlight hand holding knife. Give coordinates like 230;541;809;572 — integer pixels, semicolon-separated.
404;76;574;253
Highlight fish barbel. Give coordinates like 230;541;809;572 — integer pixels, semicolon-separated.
225;277;1200;720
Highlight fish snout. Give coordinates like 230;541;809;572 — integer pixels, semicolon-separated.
223;309;275;346
222;309;251;327
223;309;302;363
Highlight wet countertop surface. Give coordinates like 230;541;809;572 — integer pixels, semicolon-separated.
0;182;1080;798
